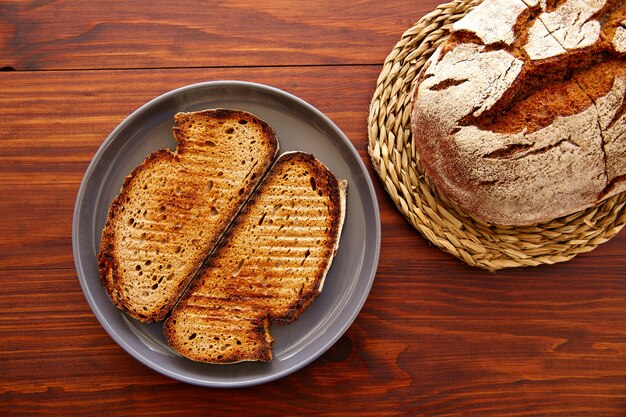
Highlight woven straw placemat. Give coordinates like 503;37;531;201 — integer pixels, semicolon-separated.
367;0;626;271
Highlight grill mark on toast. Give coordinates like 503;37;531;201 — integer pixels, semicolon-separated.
98;109;279;322
164;152;346;363
251;231;329;239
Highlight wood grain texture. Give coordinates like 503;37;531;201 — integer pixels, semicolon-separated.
0;0;430;71
1;0;626;415
0;65;379;269
2;257;626;416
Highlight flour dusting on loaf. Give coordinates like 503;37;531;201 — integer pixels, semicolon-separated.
614;22;626;52
453;0;528;46
411;0;626;225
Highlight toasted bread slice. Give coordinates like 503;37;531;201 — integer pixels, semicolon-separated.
163;152;347;363
98;109;279;322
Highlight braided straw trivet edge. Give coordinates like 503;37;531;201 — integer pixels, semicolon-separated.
367;0;626;271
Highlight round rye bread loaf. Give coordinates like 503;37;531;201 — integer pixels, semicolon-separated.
410;0;626;225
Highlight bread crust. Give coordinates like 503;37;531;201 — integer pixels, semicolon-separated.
411;0;626;225
98;109;278;322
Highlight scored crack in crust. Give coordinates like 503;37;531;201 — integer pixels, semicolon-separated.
411;0;626;225
163;152;347;364
98;109;279;322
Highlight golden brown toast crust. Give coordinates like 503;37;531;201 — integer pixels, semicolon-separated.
98;109;278;322
163;152;347;363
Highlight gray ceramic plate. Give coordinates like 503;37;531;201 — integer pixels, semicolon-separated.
72;81;380;387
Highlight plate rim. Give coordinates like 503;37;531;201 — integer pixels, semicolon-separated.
72;80;381;387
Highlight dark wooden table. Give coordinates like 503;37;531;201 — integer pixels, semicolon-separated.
2;1;625;415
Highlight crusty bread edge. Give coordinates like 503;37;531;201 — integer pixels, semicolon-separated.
98;109;279;322
318;178;346;293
